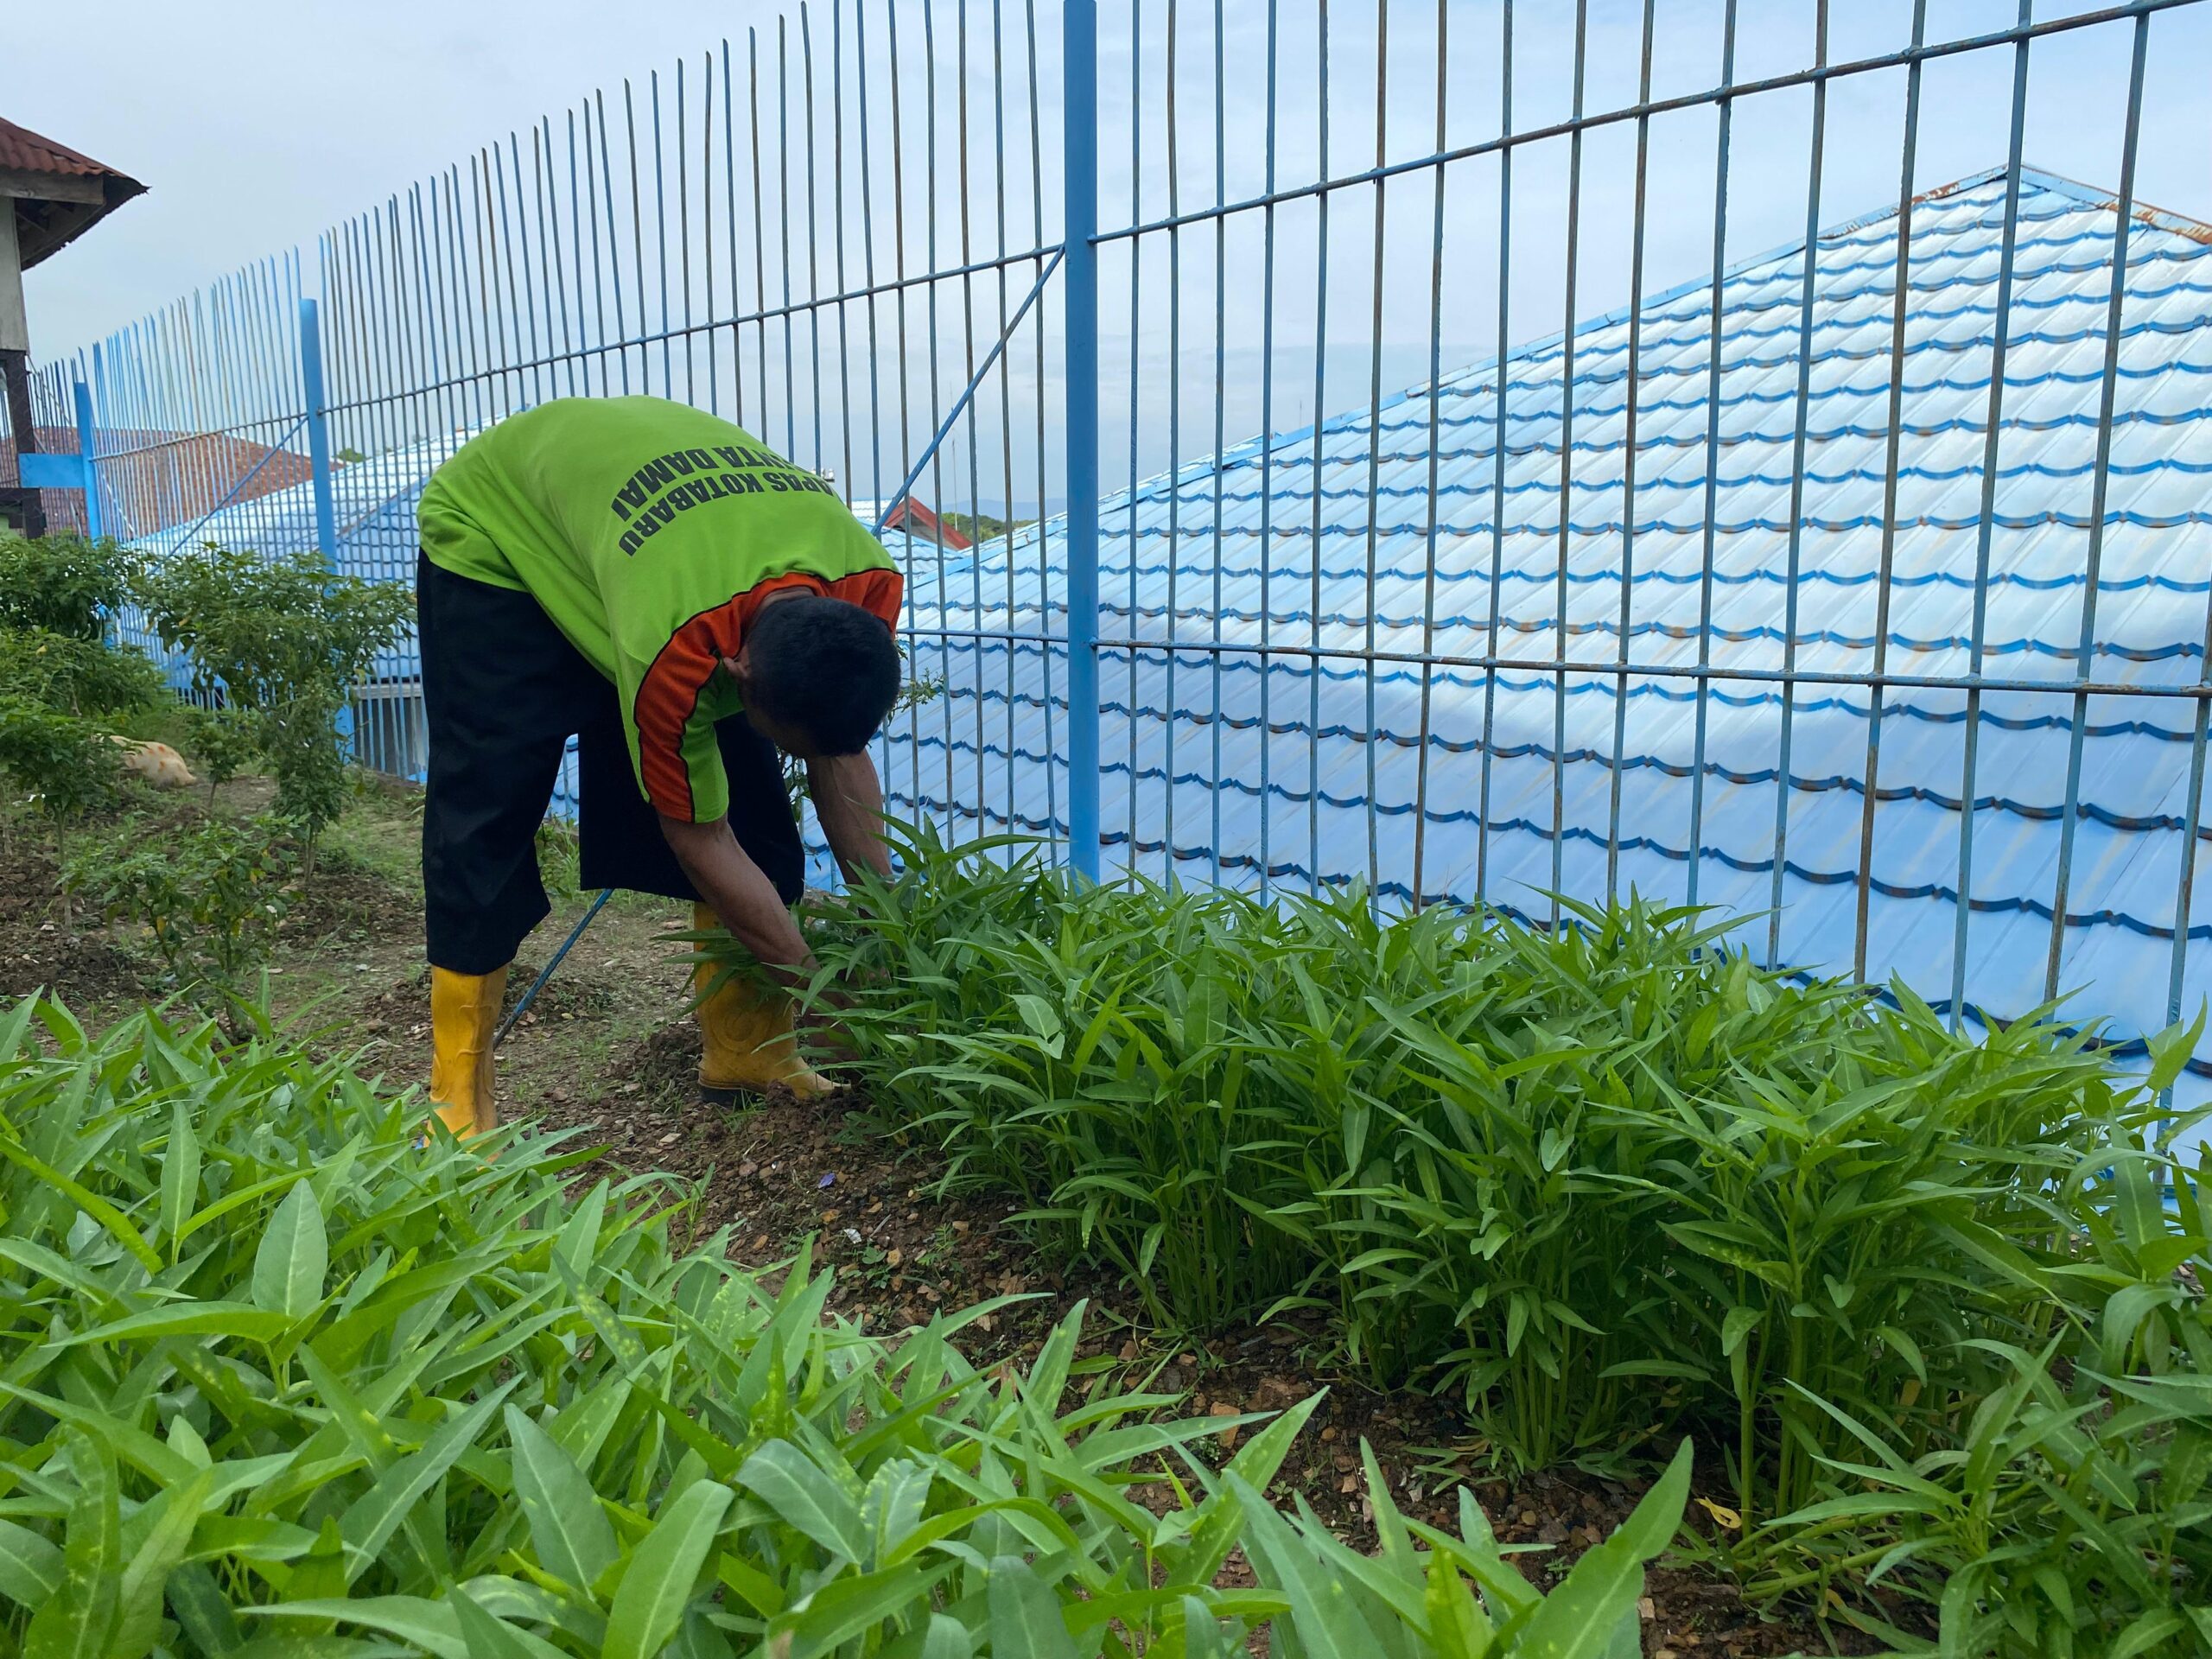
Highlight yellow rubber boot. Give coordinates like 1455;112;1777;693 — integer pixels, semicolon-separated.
428;963;508;1141
692;904;833;1099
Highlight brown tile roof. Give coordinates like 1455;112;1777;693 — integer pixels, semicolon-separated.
3;426;313;540
0;117;146;269
883;498;974;552
0;118;116;180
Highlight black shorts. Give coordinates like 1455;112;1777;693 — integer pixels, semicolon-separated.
417;550;803;974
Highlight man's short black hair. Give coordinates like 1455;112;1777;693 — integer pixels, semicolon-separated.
743;594;900;753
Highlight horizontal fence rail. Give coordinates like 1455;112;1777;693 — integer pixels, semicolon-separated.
16;0;2212;1116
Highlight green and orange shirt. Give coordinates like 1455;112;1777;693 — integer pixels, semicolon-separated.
417;397;903;823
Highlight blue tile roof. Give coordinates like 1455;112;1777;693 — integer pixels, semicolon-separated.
890;166;2212;1104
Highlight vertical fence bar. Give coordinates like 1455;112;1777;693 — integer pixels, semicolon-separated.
1768;1;1828;969
1683;0;1738;912
299;294;347;749
1853;0;1926;982
1306;4;1332;898
922;3;952;826
299;298;339;564
1948;4;2035;1033
1062;0;1102;880
1122;2;1143;868
2046;9;2150;1003
1605;0;1656;905
72;380;103;542
1415;0;1451;925
1474;0;1511;910
1254;0;1279;900
1164;0;1183;879
1547;0;1586;919
1027;0;1058;845
1206;0;1225;888
1358;2;1391;906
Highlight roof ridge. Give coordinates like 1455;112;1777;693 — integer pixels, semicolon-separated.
1394;164;2211;416
1821;163;2212;245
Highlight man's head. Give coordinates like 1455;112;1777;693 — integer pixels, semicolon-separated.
722;593;900;760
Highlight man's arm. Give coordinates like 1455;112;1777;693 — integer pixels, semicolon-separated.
807;750;893;885
659;815;812;982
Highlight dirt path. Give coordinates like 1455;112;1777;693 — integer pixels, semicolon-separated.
3;779;1887;1657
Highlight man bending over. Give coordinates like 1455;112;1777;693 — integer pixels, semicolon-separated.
413;395;904;1141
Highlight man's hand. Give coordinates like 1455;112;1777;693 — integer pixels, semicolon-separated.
658;814;812;982
807;751;893;886
794;1000;858;1058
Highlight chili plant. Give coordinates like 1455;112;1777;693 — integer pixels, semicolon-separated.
61;810;302;1013
133;542;410;850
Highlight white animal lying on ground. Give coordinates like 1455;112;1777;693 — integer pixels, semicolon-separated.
107;738;198;790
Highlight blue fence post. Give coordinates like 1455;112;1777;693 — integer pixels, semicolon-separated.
297;298;339;563
71;380;102;542
296;296;353;751
1061;0;1102;881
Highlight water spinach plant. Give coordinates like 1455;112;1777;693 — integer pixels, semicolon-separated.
744;828;2212;1649
0;993;1694;1656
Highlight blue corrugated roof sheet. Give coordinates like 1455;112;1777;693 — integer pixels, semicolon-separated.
892;166;2212;1100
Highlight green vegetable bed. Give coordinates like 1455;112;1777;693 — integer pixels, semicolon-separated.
0;995;1690;1657
753;830;2212;1654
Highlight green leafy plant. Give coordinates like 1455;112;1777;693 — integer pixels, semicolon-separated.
781;836;2157;1491
0;693;126;822
169;701;259;805
133;542;410;849
691;828;2212;1644
0;626;166;721
1748;1129;2212;1656
537;811;583;896
0;528;140;641
61;812;301;1007
0;994;1695;1656
0;537;168;832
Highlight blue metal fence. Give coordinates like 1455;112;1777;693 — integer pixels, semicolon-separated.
16;0;2212;1109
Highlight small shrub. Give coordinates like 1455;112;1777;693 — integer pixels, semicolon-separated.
0;626;167;721
169;701;258;804
0;529;139;641
134;543;410;847
1749;1135;2212;1653
0;543;166;828
61;812;300;1001
0;694;125;821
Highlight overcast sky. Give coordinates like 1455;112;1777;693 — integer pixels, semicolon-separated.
16;1;799;352
16;0;2211;506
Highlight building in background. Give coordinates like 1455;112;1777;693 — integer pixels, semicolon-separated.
0;116;143;533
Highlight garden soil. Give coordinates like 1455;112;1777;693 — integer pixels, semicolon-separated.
32;779;1898;1657
0;838;153;1008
